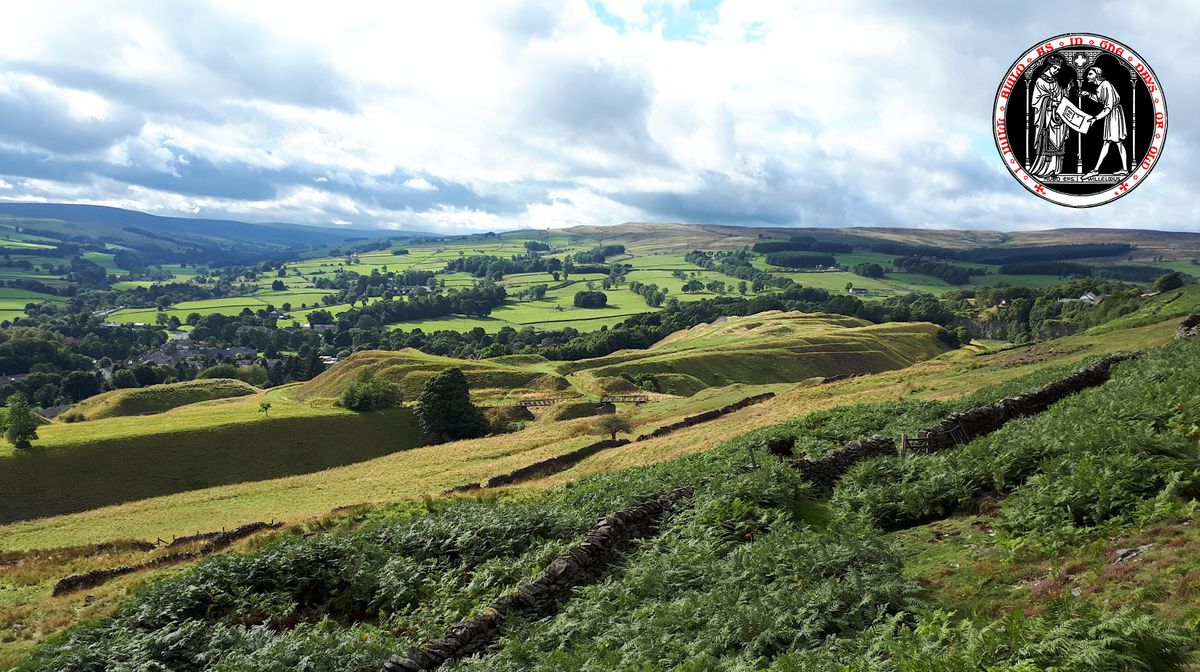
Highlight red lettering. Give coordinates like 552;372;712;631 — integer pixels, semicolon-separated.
1069;36;1084;46
1035;42;1054;56
1155;111;1164;129
1141;145;1158;170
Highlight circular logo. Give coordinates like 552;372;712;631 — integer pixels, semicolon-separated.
993;33;1166;207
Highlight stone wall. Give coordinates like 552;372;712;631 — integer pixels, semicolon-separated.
635;392;774;441
484;439;630;488
53;521;282;596
384;486;695;671
791;353;1138;492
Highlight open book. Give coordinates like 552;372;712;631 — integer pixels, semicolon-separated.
1056;99;1093;134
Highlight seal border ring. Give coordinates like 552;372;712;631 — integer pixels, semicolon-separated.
992;32;1167;208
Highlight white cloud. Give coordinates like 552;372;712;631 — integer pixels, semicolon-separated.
402;177;438;192
0;1;1195;231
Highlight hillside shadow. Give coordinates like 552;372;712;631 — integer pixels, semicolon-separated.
0;409;427;525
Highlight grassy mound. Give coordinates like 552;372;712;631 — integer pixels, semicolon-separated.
292;350;573;403
577;312;951;388
651;373;708;396
64;379;258;421
546;401;605;421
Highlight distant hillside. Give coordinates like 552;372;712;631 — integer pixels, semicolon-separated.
0;203;404;265
65;378;258;421
501;221;1200;262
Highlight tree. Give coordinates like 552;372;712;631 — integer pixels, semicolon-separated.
415;367;488;442
258;401;272;417
573;290;608;308
271;279;286;291
1155;272;1185;292
738;280;748;295
111;368;139;389
338;370;402;411
596;414;632;441
2;393;39;450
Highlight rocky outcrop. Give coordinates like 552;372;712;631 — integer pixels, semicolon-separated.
383;486;695;671
53;521;282;596
635;393;774;441
1177;315;1200;339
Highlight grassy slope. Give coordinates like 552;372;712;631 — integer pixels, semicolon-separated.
561;312;950;394
65;378;258;421
291;350;575;404
0;390;427;525
0;317;1177;553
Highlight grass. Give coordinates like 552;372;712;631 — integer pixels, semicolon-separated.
291;350;575;404
16;339;1200;671
63;378;258;421
1;316;1179;555
561;312;951;393
0;287;68;321
0;389;429;525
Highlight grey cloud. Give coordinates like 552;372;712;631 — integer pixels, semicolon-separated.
520;56;669;167
0;77;144;154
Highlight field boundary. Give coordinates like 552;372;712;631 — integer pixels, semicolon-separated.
383;486;695;671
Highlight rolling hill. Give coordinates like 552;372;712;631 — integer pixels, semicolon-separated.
64;378;259;421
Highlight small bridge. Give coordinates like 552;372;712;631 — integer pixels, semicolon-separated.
601;395;651;404
515;398;560;408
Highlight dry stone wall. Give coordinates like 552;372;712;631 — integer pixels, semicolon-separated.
635;392;774;441
53;521;282;596
485;439;630;488
792;353;1138;492
383;486;695;672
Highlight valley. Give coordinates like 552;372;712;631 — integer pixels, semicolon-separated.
1;208;1199;669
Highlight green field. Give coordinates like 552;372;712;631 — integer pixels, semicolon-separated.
0;287;68;321
57;224;1197;336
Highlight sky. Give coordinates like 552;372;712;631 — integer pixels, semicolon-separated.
0;0;1197;233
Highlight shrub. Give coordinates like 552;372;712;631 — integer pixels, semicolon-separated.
337;370;403;412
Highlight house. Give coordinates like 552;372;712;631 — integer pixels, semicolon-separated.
848;287;870;296
318;355;342;367
139;350;181;366
1080;292;1105;305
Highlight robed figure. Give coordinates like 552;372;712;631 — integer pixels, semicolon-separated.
1030;56;1070;177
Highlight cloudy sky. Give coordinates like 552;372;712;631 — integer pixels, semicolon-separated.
0;1;1196;233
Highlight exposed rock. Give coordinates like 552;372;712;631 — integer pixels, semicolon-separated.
1113;543;1153;563
1177;315;1200;339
